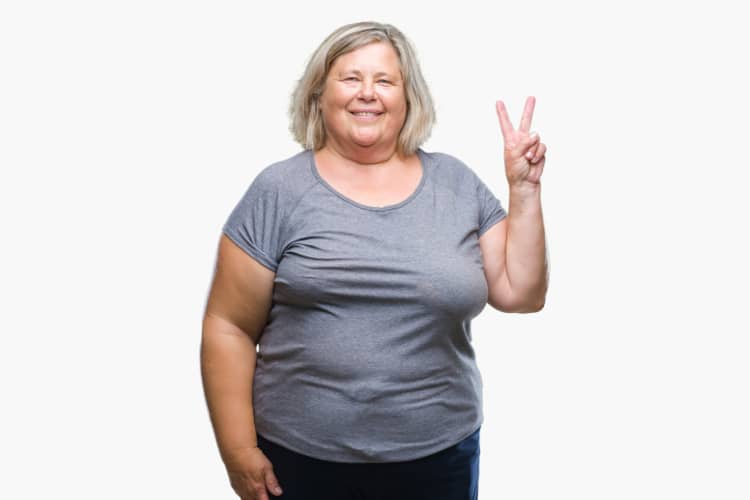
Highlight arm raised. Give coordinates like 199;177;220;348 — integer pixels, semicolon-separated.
481;96;549;313
479;190;548;313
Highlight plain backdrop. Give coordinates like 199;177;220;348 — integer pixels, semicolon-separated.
1;1;748;498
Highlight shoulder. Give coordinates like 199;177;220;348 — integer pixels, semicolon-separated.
229;149;316;223
250;149;313;194
236;150;318;215
419;149;481;196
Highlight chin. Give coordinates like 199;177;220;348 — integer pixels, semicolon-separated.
349;135;382;147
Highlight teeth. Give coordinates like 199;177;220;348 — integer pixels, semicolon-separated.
353;112;379;116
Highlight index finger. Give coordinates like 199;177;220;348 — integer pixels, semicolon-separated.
495;100;515;142
518;96;536;133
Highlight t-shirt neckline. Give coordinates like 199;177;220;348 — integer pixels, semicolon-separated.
308;148;428;212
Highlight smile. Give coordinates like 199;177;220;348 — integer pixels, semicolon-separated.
349;111;383;120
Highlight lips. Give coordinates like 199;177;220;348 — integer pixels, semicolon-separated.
349;110;383;116
349;111;383;123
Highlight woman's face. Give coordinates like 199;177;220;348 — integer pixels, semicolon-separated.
319;42;407;155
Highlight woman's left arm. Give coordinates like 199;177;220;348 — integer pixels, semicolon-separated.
480;96;549;313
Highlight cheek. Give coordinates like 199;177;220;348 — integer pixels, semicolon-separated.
389;93;407;117
320;97;347;124
390;99;408;124
320;87;351;110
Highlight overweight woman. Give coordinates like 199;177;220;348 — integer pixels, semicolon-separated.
201;21;549;500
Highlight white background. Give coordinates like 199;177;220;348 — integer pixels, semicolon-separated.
2;1;748;498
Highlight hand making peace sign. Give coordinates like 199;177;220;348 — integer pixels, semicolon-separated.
496;96;547;187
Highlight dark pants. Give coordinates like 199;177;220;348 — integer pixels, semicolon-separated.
257;427;480;500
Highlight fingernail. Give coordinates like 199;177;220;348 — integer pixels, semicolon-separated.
274;487;283;494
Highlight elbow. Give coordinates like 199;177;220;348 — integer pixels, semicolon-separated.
523;283;548;313
524;298;545;313
491;297;545;314
511;294;546;314
527;288;548;312
488;282;547;313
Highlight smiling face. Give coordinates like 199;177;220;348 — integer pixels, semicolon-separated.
318;41;408;158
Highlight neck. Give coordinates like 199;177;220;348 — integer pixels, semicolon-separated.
321;138;401;167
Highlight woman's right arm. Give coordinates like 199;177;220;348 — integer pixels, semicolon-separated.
201;234;283;499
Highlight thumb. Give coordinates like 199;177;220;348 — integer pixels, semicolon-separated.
525;131;540;148
516;131;539;157
265;469;283;496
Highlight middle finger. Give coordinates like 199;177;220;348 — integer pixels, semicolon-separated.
518;96;536;133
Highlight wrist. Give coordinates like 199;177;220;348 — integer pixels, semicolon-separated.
508;181;541;197
221;443;259;461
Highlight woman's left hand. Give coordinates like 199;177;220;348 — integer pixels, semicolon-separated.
496;96;547;188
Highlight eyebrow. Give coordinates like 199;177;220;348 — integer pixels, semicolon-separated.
336;69;399;79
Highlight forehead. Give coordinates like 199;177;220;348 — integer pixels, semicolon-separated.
330;41;402;74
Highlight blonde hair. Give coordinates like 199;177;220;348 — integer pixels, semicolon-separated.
289;21;436;155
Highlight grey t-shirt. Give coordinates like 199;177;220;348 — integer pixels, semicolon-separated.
222;148;507;463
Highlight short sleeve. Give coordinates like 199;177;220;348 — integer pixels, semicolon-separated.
222;172;284;273
476;175;507;237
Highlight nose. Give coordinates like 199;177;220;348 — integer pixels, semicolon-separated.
357;79;376;100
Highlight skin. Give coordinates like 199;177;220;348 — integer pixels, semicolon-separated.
478;96;549;312
314;41;420;194
201;237;283;500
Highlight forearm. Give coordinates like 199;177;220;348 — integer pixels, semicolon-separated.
505;184;548;309
200;314;259;463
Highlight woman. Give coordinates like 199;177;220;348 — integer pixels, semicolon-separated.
201;21;548;500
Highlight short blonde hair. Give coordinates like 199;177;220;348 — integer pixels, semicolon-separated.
289;21;436;156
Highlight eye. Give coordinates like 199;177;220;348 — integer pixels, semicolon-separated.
343;77;359;82
378;79;391;84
